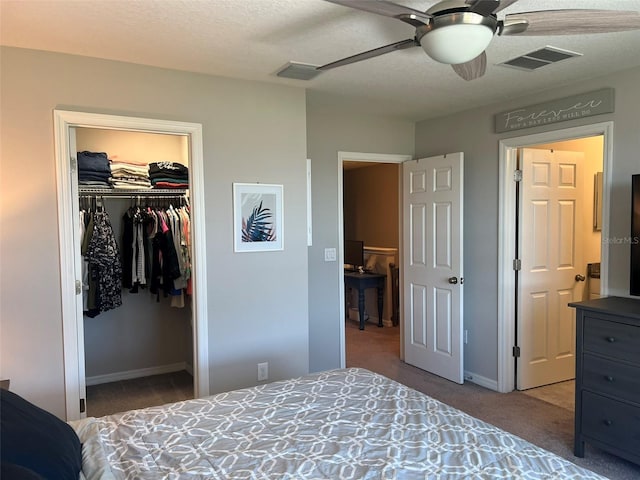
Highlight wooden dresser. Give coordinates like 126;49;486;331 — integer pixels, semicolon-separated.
569;297;640;465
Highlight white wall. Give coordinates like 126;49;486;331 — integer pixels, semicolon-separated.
414;67;640;382
0;47;309;418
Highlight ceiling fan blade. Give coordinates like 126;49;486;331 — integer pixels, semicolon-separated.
323;0;431;26
466;0;518;15
317;38;418;71
465;1;501;16
451;51;487;81
503;9;640;35
493;0;519;14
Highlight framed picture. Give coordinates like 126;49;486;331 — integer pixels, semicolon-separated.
233;183;284;252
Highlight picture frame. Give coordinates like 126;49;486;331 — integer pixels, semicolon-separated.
233;183;284;252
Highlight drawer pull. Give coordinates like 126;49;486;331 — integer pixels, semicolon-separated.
605;375;615;382
606;337;616;343
604;419;613;427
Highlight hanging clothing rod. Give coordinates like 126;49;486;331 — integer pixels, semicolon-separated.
78;188;187;197
79;194;186;200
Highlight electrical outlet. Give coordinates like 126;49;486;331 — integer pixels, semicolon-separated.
257;362;269;381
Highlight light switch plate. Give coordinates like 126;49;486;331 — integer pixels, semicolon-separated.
324;248;337;262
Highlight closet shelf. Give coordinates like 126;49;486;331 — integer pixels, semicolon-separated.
79;187;188;196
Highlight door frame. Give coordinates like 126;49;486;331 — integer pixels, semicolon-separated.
497;121;613;393
54;110;210;420
337;151;412;368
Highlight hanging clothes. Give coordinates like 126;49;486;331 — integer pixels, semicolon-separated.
179;206;193;296
121;206;154;293
82;209;122;316
121;208;134;290
82;194;192;308
149;209;182;299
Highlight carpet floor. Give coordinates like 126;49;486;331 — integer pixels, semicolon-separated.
345;319;640;480
86;370;193;417
523;379;575;411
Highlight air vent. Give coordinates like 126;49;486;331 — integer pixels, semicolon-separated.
499;46;582;72
275;62;322;80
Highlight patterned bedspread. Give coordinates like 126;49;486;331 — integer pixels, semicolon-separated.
71;368;605;479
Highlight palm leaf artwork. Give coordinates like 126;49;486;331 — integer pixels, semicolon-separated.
241;200;276;242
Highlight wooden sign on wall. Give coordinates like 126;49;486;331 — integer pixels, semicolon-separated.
495;88;614;133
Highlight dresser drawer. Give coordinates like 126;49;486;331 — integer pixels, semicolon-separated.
583;317;640;364
583;354;640;404
582;391;640;456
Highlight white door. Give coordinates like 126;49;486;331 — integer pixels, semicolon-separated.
518;148;584;390
402;153;464;384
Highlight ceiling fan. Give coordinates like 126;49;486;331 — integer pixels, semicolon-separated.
316;0;640;80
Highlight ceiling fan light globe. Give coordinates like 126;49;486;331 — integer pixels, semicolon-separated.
420;23;494;64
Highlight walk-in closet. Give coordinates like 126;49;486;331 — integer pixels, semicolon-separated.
75;127;194;416
55;110;209;421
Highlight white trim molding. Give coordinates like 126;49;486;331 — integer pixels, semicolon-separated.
464;370;499;391
497;121;613;393
54;110;210;420
307;159;312;246
86;363;189;386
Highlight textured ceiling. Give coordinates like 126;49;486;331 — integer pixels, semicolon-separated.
2;0;640;121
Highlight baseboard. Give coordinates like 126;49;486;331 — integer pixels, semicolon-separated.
86;362;188;386
464;370;498;391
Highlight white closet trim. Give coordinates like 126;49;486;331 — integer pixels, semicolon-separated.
54;110;209;420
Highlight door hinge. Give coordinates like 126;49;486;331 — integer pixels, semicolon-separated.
70;157;77;173
75;280;82;295
513;169;522;182
513;346;521;358
513;259;521;271
79;398;86;413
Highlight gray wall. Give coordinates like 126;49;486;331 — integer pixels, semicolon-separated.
0;47;309;418
306;94;415;372
414;67;640;381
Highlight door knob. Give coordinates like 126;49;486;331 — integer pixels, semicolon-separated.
448;277;458;284
575;274;586;282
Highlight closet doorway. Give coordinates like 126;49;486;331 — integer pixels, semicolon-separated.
54;110;209;421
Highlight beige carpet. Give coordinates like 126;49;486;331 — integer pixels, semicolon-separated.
345;319;640;480
522;379;575;412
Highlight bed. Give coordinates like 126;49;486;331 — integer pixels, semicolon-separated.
1;368;605;479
